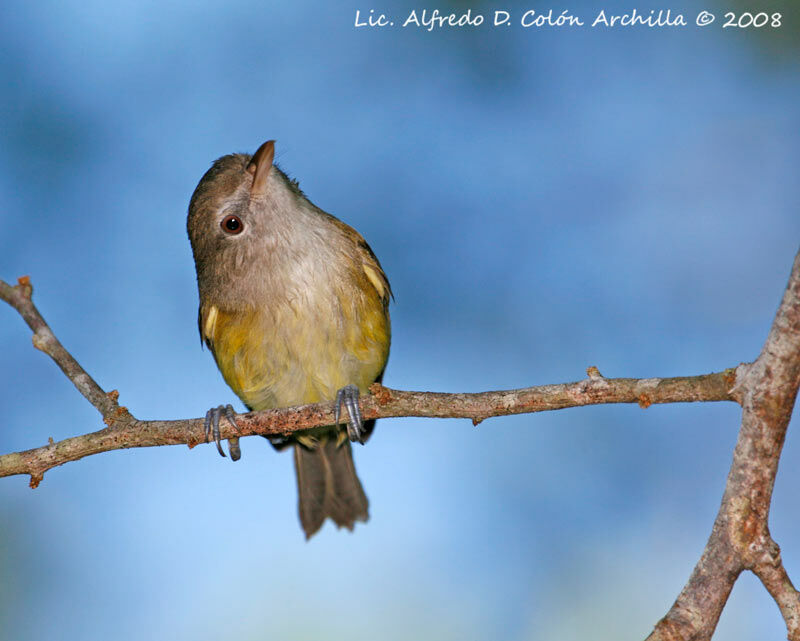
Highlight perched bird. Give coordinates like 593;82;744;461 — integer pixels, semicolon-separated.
187;140;391;538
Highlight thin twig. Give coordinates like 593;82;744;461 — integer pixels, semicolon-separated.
0;277;123;421
0;274;740;486
0;369;737;483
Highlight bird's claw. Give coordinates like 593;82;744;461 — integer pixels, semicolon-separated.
335;384;366;444
204;404;240;460
227;436;241;461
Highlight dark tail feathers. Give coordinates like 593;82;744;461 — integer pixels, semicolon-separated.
293;436;369;539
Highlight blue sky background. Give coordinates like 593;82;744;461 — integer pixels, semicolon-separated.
1;1;799;639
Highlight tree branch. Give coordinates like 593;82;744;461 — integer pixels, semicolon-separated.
0;277;124;420
646;247;800;641
0;377;737;482
1;275;737;485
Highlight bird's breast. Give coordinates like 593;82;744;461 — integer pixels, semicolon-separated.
202;264;389;412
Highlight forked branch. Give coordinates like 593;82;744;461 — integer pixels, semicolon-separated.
646;247;800;641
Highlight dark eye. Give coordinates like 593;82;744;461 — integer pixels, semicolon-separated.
220;215;243;234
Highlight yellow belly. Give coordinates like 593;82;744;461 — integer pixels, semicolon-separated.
207;293;389;412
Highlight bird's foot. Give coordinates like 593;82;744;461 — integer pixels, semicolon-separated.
335;384;366;444
203;404;241;460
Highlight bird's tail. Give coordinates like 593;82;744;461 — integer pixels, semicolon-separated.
293;434;369;539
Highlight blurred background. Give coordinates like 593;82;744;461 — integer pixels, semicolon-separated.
1;0;798;639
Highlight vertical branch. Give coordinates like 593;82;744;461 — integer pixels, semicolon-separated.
646;247;800;641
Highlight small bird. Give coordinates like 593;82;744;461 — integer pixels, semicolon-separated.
187;140;391;538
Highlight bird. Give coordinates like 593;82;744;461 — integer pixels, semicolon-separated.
187;140;391;538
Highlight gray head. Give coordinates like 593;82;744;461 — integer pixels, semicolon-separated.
187;140;348;314
187;141;290;308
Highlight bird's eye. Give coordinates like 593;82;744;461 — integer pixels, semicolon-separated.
220;215;243;234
